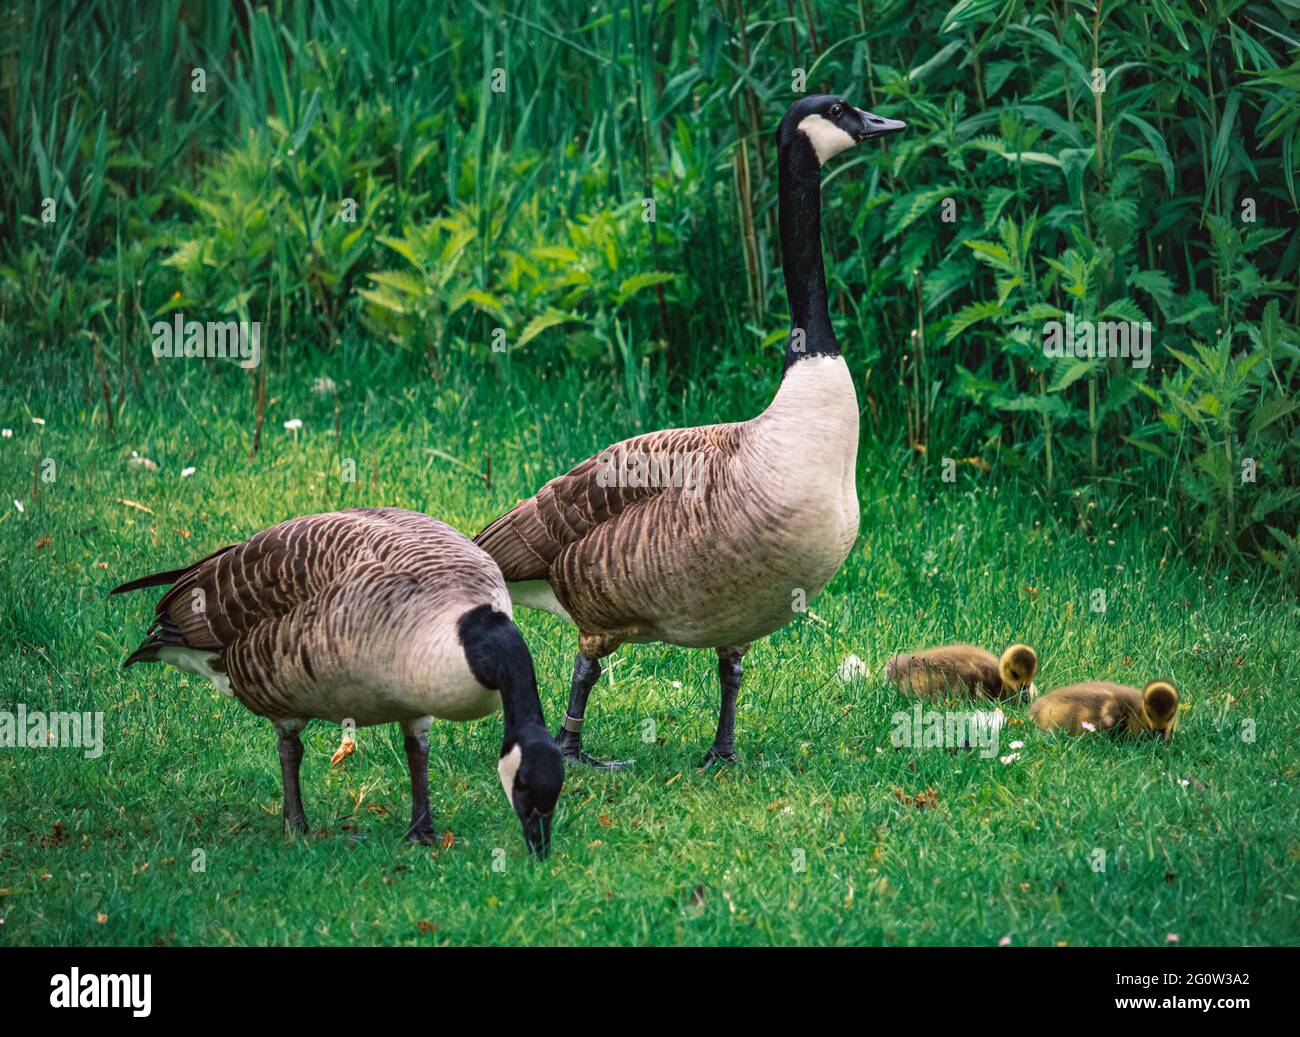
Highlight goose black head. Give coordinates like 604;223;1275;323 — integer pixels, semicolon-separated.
1141;680;1180;742
778;94;906;166
999;643;1039;702
499;724;564;858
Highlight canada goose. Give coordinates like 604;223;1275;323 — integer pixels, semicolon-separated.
475;96;905;769
112;508;563;855
885;643;1039;702
1029;680;1180;742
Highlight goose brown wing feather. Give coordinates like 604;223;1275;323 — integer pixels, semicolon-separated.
133;509;489;654
474;424;739;582
109;543;237;596
152;515;346;650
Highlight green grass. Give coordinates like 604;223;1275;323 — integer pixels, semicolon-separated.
1;357;1297;946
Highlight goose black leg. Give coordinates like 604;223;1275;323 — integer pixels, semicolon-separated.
700;645;749;768
275;721;309;835
557;652;633;771
402;726;440;845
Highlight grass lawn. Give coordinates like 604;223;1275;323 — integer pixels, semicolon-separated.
1;358;1297;946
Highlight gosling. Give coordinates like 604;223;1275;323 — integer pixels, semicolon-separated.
885;643;1039;702
1029;680;1180;742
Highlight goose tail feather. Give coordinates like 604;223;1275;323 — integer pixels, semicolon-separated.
121;617;188;669
110;567;192;596
122;640;164;668
110;543;237;597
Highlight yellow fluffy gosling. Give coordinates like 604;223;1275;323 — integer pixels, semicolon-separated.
1029;680;1180;742
884;643;1039;702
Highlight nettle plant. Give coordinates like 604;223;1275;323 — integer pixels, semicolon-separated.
161;101;406;341
357;206;494;375
933;206;1298;572
358;185;674;386
880;5;1300;572
1155;219;1300;572
939;210;1157;487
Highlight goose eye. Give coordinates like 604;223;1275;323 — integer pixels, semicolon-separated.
829;103;843;118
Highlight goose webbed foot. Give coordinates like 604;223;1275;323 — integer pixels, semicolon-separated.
556;730;634;771
562;748;635;771
406;802;439;845
407;826;442;846
698;746;740;770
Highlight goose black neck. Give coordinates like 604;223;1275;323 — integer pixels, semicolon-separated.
457;605;545;737
779;137;839;373
497;663;545;740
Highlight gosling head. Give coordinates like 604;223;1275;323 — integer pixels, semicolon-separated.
498;725;564;858
1141;680;1180;742
999;644;1040;702
779;94;906;166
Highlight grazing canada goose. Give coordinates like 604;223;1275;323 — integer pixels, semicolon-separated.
885;643;1039;702
112;508;563;856
475;95;905;769
1030;680;1180;742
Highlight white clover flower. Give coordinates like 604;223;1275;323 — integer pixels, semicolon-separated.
1;429;12;438
31;417;45;425
837;654;868;682
313;375;338;396
971;708;1005;738
1000;752;1020;765
283;418;303;431
181;467;196;478
13;500;24;513
1081;721;1097;732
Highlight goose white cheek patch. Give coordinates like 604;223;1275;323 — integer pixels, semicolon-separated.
498;743;522;802
797;113;856;164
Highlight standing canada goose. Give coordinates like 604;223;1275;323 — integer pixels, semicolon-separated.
885;643;1039;702
474;95;905;769
1030;680;1180;742
112;508;563;856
